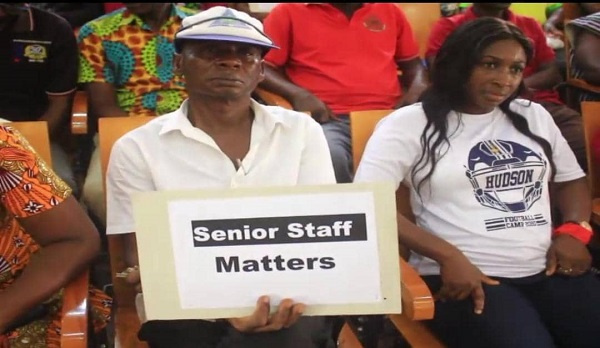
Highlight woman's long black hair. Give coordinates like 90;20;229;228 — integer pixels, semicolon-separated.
412;17;556;196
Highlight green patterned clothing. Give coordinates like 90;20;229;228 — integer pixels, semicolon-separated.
77;4;196;117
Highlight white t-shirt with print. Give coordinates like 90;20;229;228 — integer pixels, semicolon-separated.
354;99;585;278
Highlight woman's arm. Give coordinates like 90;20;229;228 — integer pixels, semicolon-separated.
396;199;499;314
0;196;100;332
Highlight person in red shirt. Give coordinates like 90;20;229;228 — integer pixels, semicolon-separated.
426;3;588;172
259;3;428;183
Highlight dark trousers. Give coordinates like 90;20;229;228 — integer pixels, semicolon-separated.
422;272;600;348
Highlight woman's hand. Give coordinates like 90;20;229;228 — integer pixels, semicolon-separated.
227;296;305;333
437;252;499;314
546;235;592;276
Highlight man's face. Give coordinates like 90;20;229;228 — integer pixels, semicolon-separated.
174;40;265;100
125;3;158;17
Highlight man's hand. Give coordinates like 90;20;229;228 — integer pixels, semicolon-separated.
290;91;336;123
546;234;592;276
124;268;143;293
228;296;305;333
437;252;499;315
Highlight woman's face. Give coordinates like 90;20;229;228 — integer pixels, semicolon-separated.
461;39;526;114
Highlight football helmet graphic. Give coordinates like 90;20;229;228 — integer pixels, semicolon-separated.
465;140;546;213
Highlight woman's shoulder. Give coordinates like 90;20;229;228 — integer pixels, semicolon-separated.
508;99;552;119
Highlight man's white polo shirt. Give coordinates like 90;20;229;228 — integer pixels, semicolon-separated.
106;99;336;235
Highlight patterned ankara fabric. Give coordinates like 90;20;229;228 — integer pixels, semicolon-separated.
0;126;111;347
77;4;196;117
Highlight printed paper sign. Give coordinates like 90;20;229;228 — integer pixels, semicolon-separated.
133;182;401;320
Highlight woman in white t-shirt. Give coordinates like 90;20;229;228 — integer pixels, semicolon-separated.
355;17;600;348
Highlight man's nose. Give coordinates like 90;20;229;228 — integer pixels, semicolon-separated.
214;46;244;68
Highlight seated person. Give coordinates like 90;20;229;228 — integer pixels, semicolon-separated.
0;3;79;194
77;3;195;226
355;17;600;348
426;3;588;172
0;125;110;346
565;12;600;102
106;6;337;348
259;3;428;183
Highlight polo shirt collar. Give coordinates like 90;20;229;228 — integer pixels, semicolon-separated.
121;4;186;29
6;4;34;33
465;6;516;22
159;99;293;137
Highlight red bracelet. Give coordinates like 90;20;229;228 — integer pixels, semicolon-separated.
552;222;593;245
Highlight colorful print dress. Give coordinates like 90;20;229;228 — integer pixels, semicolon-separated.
0;126;111;347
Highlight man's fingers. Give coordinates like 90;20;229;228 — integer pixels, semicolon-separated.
284;303;305;328
471;285;486;315
230;296;270;332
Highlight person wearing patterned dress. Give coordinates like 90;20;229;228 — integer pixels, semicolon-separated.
77;3;196;228
0;125;111;347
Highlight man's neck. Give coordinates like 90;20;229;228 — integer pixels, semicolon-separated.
472;6;508;20
186;97;254;133
330;3;363;20
137;4;171;32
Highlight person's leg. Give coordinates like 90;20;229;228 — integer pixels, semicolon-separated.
82;135;106;225
519;273;600;348
321;116;352;183
539;101;587;172
50;142;79;196
422;276;556;348
139;320;226;348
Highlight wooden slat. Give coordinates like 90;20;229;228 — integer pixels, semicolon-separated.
61;271;89;348
99;116;155;348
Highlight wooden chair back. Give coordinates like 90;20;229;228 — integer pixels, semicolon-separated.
6;121;89;347
99;116;155;348
348;110;443;347
396;3;441;58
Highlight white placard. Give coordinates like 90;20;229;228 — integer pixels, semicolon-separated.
133;182;401;320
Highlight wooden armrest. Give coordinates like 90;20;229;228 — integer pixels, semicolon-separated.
61;269;89;348
399;258;434;321
71;91;88;135
566;78;600;94
254;87;293;110
592;198;600;226
386;259;444;347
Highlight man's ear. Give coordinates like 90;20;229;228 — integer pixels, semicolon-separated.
174;53;183;76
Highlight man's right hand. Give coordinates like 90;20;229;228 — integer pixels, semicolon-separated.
436;252;499;315
290;91;336;123
124;268;143;293
228;296;305;333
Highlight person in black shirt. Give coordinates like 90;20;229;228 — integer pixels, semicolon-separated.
0;3;79;193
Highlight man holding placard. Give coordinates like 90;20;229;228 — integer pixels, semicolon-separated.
105;6;340;348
